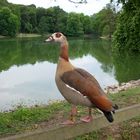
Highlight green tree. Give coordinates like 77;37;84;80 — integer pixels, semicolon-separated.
20;5;37;33
24;22;33;33
112;0;140;52
36;8;47;25
20;6;30;33
53;7;67;34
45;7;56;33
0;0;8;7
38;16;48;34
28;5;37;32
45;6;67;33
91;4;117;38
66;12;84;36
0;7;19;37
102;25;110;37
80;14;93;34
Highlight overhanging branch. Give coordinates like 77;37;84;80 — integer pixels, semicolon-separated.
68;0;87;4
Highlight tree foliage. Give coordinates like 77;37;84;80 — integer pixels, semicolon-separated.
0;0;8;7
66;12;84;36
91;3;117;38
68;0;87;4
112;0;140;52
19;5;37;33
0;0;117;37
62;0;140;52
38;16;48;34
0;7;19;37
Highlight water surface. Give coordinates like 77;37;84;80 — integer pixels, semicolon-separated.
0;37;139;111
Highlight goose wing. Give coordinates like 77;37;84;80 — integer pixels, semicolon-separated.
61;68;113;111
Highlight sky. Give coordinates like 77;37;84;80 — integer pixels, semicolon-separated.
7;0;110;15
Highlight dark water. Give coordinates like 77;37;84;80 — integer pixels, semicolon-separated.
0;37;140;111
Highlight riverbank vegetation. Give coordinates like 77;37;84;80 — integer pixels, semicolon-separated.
0;0;117;38
0;87;140;138
0;0;139;53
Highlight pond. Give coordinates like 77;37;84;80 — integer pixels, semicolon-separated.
0;37;140;111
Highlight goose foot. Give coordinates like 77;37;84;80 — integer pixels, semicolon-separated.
80;116;93;123
61;105;77;125
80;108;93;123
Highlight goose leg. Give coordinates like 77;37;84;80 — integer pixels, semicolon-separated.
80;108;93;123
61;105;77;125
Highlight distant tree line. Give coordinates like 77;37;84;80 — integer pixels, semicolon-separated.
0;0;117;37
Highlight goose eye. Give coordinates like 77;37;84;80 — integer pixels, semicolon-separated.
55;32;62;38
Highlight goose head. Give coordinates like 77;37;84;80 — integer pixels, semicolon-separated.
45;32;67;44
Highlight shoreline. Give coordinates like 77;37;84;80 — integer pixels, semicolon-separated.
17;33;41;38
104;79;140;94
0;35;6;38
0;33;42;39
0;86;140;137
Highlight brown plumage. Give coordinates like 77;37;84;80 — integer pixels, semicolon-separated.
45;32;118;124
61;68;113;111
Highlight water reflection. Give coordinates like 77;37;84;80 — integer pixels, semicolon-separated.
0;37;139;111
0;61;60;111
113;54;140;83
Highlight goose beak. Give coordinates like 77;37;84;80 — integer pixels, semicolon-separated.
45;36;54;42
45;38;51;42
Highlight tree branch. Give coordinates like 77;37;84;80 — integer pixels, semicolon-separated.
68;0;87;4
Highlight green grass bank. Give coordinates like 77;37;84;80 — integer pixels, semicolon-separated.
0;87;140;139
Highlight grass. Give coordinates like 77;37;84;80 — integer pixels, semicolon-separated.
109;87;140;108
0;87;140;138
74;116;140;140
0;101;68;136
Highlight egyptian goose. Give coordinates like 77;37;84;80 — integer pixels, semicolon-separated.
45;32;118;124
